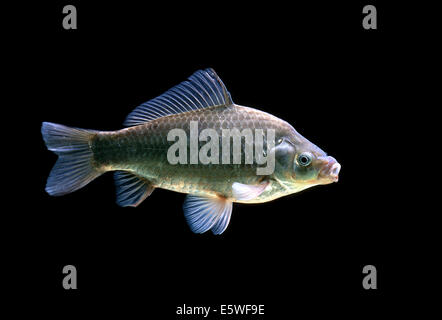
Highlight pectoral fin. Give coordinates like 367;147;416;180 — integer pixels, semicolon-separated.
183;195;233;235
232;181;269;201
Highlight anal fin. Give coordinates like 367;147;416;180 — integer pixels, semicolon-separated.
114;171;154;207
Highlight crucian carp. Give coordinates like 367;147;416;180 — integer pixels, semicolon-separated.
42;69;341;235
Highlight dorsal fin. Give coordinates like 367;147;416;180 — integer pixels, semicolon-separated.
124;68;233;127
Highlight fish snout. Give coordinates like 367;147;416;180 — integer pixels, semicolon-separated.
318;156;341;183
329;162;341;181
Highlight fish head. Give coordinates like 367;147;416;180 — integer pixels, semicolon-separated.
272;135;341;191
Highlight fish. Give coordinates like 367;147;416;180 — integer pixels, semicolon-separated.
42;68;341;235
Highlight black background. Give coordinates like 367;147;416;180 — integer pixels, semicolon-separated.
5;0;439;317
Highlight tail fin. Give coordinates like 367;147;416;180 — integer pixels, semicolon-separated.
42;122;102;196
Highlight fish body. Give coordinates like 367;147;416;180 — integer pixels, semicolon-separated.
92;104;296;203
42;69;341;234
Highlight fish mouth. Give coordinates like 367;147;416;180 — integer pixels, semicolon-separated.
318;156;341;183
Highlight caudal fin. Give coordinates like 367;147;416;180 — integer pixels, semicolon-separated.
42;122;102;196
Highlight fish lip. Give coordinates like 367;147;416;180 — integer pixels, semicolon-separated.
318;157;341;183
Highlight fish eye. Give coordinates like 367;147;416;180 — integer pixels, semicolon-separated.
297;152;312;167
